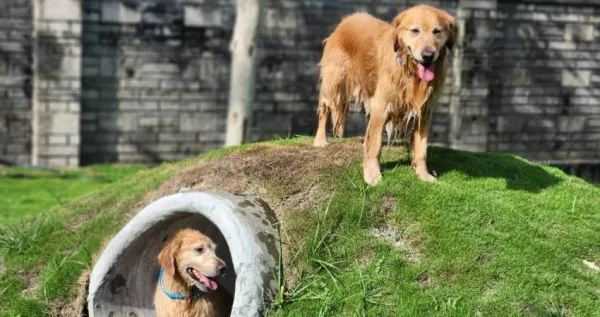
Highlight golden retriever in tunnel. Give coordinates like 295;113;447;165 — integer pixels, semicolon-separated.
154;228;232;317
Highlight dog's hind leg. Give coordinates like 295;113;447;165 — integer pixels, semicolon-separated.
331;90;349;138
385;119;397;148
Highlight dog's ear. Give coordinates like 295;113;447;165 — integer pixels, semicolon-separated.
446;21;456;51
436;9;456;51
157;235;180;276
393;34;400;53
391;11;406;29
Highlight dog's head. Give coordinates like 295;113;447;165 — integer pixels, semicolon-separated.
392;5;455;82
158;228;228;292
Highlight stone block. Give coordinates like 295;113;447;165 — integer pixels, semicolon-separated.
159;133;197;142
558;116;586;132
526;118;556;131
562;70;591;87
69;134;80;145
497;116;525;132
97;113;119;131
120;133;158;144
101;2;141;23
198;133;224;142
99;57;116;77
462;0;497;10
47;157;69;167
40;0;81;21
67;156;79;167
117;113;140;132
49;112;79;134
120;101;159;110
565;24;595;42
153;143;178;153
160;115;178;128
588;119;600;129
47;101;68;111
48;135;68;145
39;145;78;156
139;116;160;128
549;41;577;50
184;6;223;27
179;113;200;132
116;144;138;153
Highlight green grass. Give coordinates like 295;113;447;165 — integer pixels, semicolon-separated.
268;143;600;317
0;164;145;316
0;165;144;225
1;138;599;317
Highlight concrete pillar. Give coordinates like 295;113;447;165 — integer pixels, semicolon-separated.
32;0;82;167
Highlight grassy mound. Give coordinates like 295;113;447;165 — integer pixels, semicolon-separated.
1;137;599;317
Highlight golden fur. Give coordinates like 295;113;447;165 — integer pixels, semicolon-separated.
313;5;455;184
154;228;232;317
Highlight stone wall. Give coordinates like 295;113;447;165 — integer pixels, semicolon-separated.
79;0;231;164
0;0;33;164
1;0;599;174
462;0;600;164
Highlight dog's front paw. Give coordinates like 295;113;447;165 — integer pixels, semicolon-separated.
313;137;329;147
417;170;437;183
364;164;382;185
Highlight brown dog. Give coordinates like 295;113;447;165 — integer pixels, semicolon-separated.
313;5;455;184
154;228;232;317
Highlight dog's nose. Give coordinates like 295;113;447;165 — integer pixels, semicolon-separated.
421;50;435;63
217;264;228;276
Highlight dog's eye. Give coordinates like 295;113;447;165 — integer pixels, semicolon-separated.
196;247;204;253
433;28;442;35
410;28;420;35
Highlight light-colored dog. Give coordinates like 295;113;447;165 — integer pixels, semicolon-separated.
314;5;455;184
154;228;232;317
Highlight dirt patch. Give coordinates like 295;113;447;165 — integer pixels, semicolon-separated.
49;269;90;317
358;246;376;267
370;222;424;262
18;269;39;297
143;139;364;222
379;195;398;214
417;274;436;288
476;252;492;266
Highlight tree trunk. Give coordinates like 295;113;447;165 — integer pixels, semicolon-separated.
449;2;466;149
224;0;263;146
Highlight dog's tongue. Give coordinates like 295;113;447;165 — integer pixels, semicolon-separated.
198;274;219;291
418;63;435;82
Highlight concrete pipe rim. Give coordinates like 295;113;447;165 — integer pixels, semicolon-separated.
87;192;280;317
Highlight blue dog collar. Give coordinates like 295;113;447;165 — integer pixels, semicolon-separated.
158;268;204;301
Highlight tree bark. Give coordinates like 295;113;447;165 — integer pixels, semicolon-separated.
224;0;263;146
449;2;466;149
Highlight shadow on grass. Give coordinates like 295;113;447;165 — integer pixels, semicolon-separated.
381;146;562;193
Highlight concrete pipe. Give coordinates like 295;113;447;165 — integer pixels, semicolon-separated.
87;192;280;317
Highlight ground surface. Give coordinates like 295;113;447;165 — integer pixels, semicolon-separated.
0;165;144;225
1;137;599;317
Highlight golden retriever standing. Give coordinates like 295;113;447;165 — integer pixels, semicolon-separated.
154;228;232;317
313;5;455;184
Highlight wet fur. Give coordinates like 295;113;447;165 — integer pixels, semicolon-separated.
154;228;232;317
313;5;455;184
